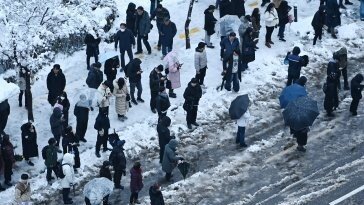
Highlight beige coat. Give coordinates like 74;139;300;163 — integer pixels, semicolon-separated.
113;79;129;116
14;180;31;204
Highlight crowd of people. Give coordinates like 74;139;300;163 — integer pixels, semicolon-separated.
0;0;363;204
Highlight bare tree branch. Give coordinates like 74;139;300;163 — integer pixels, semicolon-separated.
26;7;38;24
40;7;49;25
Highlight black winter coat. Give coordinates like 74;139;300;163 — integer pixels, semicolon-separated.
157;117;172;151
311;8;326;29
204;9;217;36
84;34;101;56
127;59;142;83
287;54;304;79
149;185;165;205
149;69;162;92
100;165;112;180
126;3;137;35
231;0;245;18
277;1;291;26
183;82;202;107
325;0;341;28
47;70;66;103
241;31;256;63
109;145;126;171
324;61;339;111
74;105;89;122
219;0;232;18
114;29;135;51
86;67;103;89
351;74;363;100
94;113;110;131
21;122;39;159
50;108;63;136
0;99;10;115
156;93;170;115
151;7;170;24
160;21;177;45
104;57;119;81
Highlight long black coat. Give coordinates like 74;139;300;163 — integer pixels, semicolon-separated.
183;82;203;107
149;185;165;205
231;0;245;18
326;0;341;28
157;116;172;162
324;61;339;112
241;30;256;64
126;3;137;35
50;107;63;136
0;99;10;134
149;69;162;92
204;9;217;36
21;122;39;159
104;57;120;82
84;34;101;56
351;74;364;100
219;0;232;18
277;1;291;26
160;21;177;46
311;6;326;29
109;145;126;171
47;69;66;105
127;58;142;83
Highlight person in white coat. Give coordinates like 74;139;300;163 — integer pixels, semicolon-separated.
236;109;251;147
14;173;31;205
113;77;129;121
264;3;278;48
194;42;208;86
61;153;75;205
96;81;112;115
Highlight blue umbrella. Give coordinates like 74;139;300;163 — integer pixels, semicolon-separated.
283;96;319;130
279;84;308;109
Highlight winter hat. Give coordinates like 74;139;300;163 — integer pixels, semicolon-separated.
157;4;163;9
208;5;216;10
292;46;301;55
133;161;141;169
117;140;126;147
156;64;164;72
190;78;198;84
229;32;236;37
296;76;307;86
48;138;56;145
53;64;60;70
120;23;126;27
198;42;206;49
21;174;29;180
137;6;144;11
103;160;111;167
94;62;102;68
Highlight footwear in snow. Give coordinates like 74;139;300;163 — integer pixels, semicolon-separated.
137;98;145;103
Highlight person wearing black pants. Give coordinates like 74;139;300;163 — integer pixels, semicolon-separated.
135;7;152;55
74;94;91;142
109;140;126;189
311;5;325;45
292;127;309;152
195;42;208;86
149;65;164;113
1;135;15;186
264;3;278;48
94;108;110;158
0;99;10;135
350;74;364;116
84;32;101;69
183;78;202;129
114;23;135;71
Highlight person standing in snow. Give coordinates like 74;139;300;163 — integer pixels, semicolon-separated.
162;139;183;181
57;91;70;129
286;46;307;86
194;42;208;86
62;126;80;170
85;161;112;205
333;47;349;90
150;4;170;51
94;107;111;158
221;32;241;92
350;74;364;116
61;153;75;205
219;18;235;60
126;3;137;36
127;58;144;105
149;182;165;205
86;62;103;107
14;173;31;204
325;0;341;39
236;109;251;148
149;65;165;113
157;116;173;163
156;86;171;122
0;147;4;191
204;5;217;49
114;23;135;71
104;56;120;85
311;5;326;45
43;138;58;184
21;121;38;166
221;32;240;72
231;0;245;18
241;27;258;71
251;8;261;47
47;64;66;106
113;77;130;121
163;51;182;98
1;134;15;186
160;18;177;58
129;161;144;204
219;0;232;18
135;6;152;55
49;107;64;150
292;127;310;152
84;31;101;70
238;15;251;52
109;140;127;189
324;55;340;117
74;94;92;143
0;99;10;136
18;66;34;107
183;78;203;129
276;0;291;42
96;81;112;115
150;0;162;15
264;3;278;48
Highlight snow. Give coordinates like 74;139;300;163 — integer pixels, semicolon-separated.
0;77;19;103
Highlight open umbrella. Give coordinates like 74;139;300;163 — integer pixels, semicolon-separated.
279;84;308;109
178;161;190;180
229;94;250;120
98;51;119;63
283;96;319;130
83;177;114;205
215;15;241;37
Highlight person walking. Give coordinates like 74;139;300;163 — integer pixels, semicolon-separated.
150;65;165;113
14;173;31;204
350;74;364;116
115;23;135;71
74;94;92;143
85;161;112;205
43;138;58;184
157;116;172;163
204;5;217;49
251;8;261;48
236;109;251;148
264;3;278;48
150;4;170;51
135;6;152;55
126;3;137;36
18;66;34;107
291;127;310;152
127;58;144;105
49;107;63;150
113;77;130;121
86;62;103;106
156;86;171;122
96;81;112;115
1;135;15;186
84;31;101;69
0;99;10;136
333;47;350;90
109;140;127;189
130;162;144;205
286;46;306;86
241;27;258;71
21;121;38;166
324;55;340;117
162;139;183;181
61;153;75;205
94;107;111;158
183;78;203;129
194;42;208;86
47;64;66;106
326;0;341;39
160;18;177;58
311;5;326;45
276;0;291;42
163;51;182;98
149;183;165;205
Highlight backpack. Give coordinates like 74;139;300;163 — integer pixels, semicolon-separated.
56;162;69;179
108;129;120;147
42;145;49;160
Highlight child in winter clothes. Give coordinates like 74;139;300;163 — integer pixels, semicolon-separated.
236;109;251;147
149;182;165;205
57;92;70;129
14;173;31;204
130;162;144;204
61;153;75;204
62;126;80;170
350;74;364;116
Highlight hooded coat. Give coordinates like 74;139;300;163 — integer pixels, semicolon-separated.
113;79;129;116
241;27;256;63
164;52;181;89
74;94;91;123
231;0;245;18
96;84;111;108
194;47;207;72
149;69;163;92
204;8;217;36
86;66;103;89
157;116;172;162
94;112;110;133
156;92;170;115
130;167;143;193
84;34;101;56
277;1;291;26
351;74;363;100
109;143;126;171
126;3;137;35
183;81;203;107
46;69;66;105
135;10;151;36
149;185;165;205
326;0;341;28
61;153;75;188
324;59;339;111
50;107;63;136
334;47;348;69
162;139;180;173
160;21;177;46
21;122;39;159
127;58;142;83
311;5;326;30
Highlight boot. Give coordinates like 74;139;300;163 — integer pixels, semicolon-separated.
297;145;306;152
187;124;192;129
95;152;101;158
0;185;5;191
79;138;87;143
137;98;145;103
265;42;271;48
131;99;138;105
27;160;34;166
191;122;199;126
169;92;177;98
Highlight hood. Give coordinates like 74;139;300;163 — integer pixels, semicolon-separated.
295;76;307;86
204;8;210;14
353;74;364;83
127;2;136;11
335;47;347;56
77;94;90;108
149;184;160;195
244;27;253;36
160;116;171;127
132;58;142;66
52;107;62;118
292;46;301;55
62;153;75;165
168;139;178;150
319;5;325;12
280;1;288;9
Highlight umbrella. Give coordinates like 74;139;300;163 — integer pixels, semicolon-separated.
98;51;119;63
229;94;250;120
282;96;319;130
279;84;308;109
178;161;190;180
215;15;241;37
83;177;114;205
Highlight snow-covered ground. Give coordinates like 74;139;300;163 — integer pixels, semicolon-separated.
0;0;364;204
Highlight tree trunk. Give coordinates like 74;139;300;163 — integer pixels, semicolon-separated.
185;0;195;49
25;70;34;122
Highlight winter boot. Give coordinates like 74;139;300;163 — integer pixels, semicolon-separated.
96;152;101;158
297;145;306;152
115;185;124;189
137;98;145;103
79;138;87;143
131;99;138;105
265;42;271;48
192;122;199;126
169;92;177;98
187;124;192;129
0;184;5;192
151;108;157;114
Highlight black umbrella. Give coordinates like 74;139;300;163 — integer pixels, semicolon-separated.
229;94;250;120
177;161;190;180
283;96;319;130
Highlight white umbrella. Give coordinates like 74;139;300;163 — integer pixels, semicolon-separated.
83;177;114;205
98;51;119;63
215;15;241;37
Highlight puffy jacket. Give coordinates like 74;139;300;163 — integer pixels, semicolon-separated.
183;82;203;106
311;5;326;29
86;67;103;89
96;85;111;108
149;185;165;205
130;167;143;193
14;180;31;204
334;47;348;69
109;145;126;171
162;139;181;173
44;145;58;167
84;34;101;56
94;112;110;132
149;69;162;92
50;107;63;136
351;74;363;99
156;92;170;115
114;29;135;51
277;1;291;26
61;153;75;188
136;11;151;36
287;54;304;79
194;48;207;72
264;9;279;27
